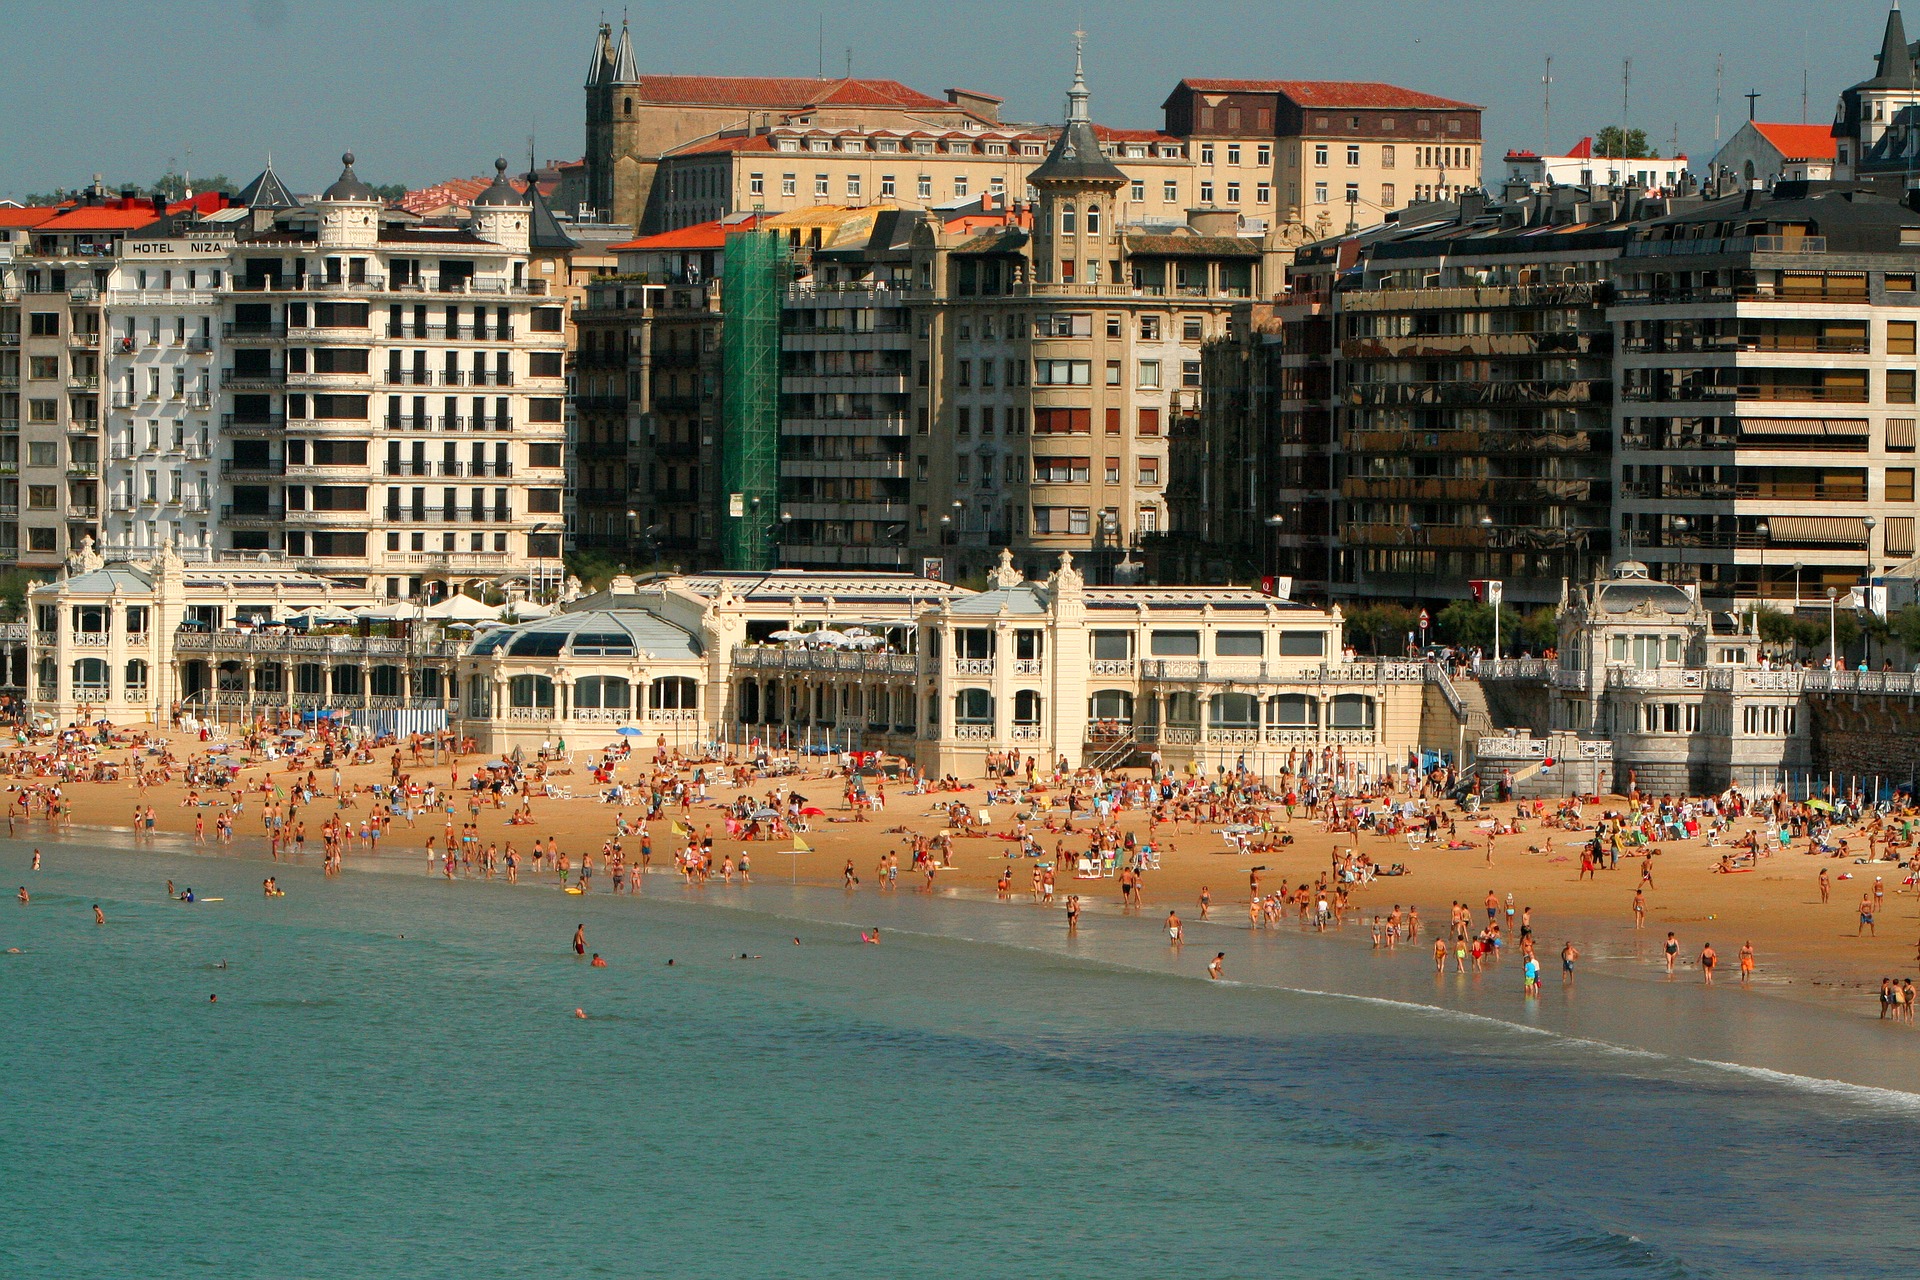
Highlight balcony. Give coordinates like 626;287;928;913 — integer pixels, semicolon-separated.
222;414;286;432
286;369;373;388
220;458;287;477
68;331;101;349
223;322;287;338
385;323;515;341
381;461;513;478
66;462;100;478
382;370;437;386
66;375;100;391
221;505;286;524
382;506;516;524
468;370;514;386
66;504;100;520
223;367;286;389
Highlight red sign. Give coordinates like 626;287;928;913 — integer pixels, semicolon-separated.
1418;609;1430;628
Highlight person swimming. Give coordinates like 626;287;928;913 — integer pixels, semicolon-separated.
590;953;607;968
861;928;881;945
180;888;195;902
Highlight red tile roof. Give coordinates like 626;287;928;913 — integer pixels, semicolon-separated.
1566;136;1594;160
36;205;163;231
628;75;953;112
1752;122;1839;161
1170;79;1479;111
610;215;770;252
1091;125;1185;145
0;206;61;228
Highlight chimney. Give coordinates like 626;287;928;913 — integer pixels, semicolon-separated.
1458;190;1489;221
152;195;166;215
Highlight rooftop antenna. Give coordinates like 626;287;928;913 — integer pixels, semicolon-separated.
817;14;823;79
1542;55;1553;153
1802;28;1810;123
1713;54;1723;147
845;46;852;79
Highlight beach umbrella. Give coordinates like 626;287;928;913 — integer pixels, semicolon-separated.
423;594;502;620
800;806;825;816
751;807;779;820
843;626;873;638
616;726;644;737
768;629;808;642
508;601;555;620
1805;798;1834;812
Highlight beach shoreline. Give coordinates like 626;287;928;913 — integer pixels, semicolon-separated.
17;804;1920;1097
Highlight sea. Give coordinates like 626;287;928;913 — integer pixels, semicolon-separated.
3;836;1917;1279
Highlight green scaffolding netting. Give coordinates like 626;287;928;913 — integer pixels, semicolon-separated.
720;230;787;569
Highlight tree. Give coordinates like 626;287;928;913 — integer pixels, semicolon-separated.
1435;600;1525;651
153;171;236;200
1595;126;1653;159
1343;603;1418;655
369;182;410;202
0;570;42;622
1518;607;1560;654
1891;604;1920;656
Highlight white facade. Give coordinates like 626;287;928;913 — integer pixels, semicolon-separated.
103;234;228;557
1504;140;1689;192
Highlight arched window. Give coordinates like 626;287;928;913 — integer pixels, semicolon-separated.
954;688;993;724
1267;693;1316;727
125;659;149;698
369;665;402;697
738;681;761;722
649;676;697;710
294;663;326;695
1164;691;1199;725
624;96;633;117
1086;203;1100;235
1208;692;1259;727
509;675;555;708
1329;694;1376;730
575;675;631;710
1088;689;1134;723
1012;689;1042;724
330;665;362;696
36;657;56;697
72;658;109;697
1060;202;1077;234
466;676;490;718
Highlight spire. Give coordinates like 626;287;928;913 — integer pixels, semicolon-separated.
586;21;612;87
612;17;639;84
1027;33;1127;190
1881;1;1915;81
525;168;579;250
235;159;297;211
1067;30;1090;123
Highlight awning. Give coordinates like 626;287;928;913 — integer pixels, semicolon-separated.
1770;515;1868;544
1737;418;1869;437
1890;418;1917;450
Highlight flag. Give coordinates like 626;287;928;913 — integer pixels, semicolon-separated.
791;834;811;852
670;819;688;837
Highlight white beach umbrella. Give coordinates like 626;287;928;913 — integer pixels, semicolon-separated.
423;594;503;620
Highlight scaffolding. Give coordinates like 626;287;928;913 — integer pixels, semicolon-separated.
720;229;787;569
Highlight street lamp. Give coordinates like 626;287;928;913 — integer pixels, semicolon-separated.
1792;558;1803;608
1264;513;1285;580
1864;514;1878;577
1827;585;1839;669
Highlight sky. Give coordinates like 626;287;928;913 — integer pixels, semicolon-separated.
0;0;1889;202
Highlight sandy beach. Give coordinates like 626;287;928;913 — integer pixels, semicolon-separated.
21;724;1920;1016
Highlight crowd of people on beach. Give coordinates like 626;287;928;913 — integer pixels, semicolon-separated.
9;706;1920;1024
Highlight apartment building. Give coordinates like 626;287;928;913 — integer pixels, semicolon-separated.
0;197;144;569
103;223;232;556
1611;182;1920;600
1162;79;1482;240
215;155;571;598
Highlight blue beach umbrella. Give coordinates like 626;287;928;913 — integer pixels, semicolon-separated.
616;727;645;737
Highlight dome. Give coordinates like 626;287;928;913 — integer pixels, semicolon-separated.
1595;580;1695;616
320;152;379;203
466;609;704;661
471;157;528;209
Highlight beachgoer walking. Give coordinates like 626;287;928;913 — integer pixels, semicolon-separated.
1664;931;1679;975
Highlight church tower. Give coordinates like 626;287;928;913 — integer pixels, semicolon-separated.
1834;2;1920;178
583;19;644;226
1027;39;1128;287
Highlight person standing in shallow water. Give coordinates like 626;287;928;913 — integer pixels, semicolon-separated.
573;924;586;956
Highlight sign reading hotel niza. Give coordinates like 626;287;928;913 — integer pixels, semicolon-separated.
123;238;233;257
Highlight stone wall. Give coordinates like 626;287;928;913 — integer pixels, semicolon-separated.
1809;697;1920;788
1481;679;1553;735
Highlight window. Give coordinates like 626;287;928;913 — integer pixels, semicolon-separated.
1381;183;1396;208
814;174;829;197
749;172;764;196
1200;144;1214;164
1890;469;1916;502
1131;180;1145;201
1061;203;1077;234
1892;321;1918;355
954;176;968;197
1256;183;1271;203
1890;418;1917;452
1091;631;1132;661
954;688;993;724
1225;182;1240;204
1215;631;1263;656
1137;360;1161;388
781;173;797;196
1346;182;1360;205
1181;360;1202;388
1034;359;1091;385
1891;371;1917;405
28;399;57;423
29;312;59;337
1279;630;1327;657
649;677;698;710
1139;315;1161;340
1163;180;1178;203
27;485;56;510
27;528;55;552
1199;182;1214;203
1137;408;1161;435
1104;360;1121;386
1226;144;1241;166
72;658;109;697
508;674;555;708
1149;630;1200;656
1182;315;1203;342
28;356;59;381
1257;144;1272;166
1314;145;1329;167
1137;457;1160;486
917;175;932;198
1315;183;1329;204
1270;694;1315;727
1347;145;1361;166
1034;313;1092;337
846;175;860;198
880;174;895;197
573;676;631;710
1381;145;1396;168
1033;407;1091;434
1033;456;1090;483
1328;694;1375;729
28;441;55;466
1104;456;1120;484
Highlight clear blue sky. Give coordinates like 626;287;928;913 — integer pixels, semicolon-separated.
0;0;1884;200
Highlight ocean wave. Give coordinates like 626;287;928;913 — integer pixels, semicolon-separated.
1683;1058;1920;1113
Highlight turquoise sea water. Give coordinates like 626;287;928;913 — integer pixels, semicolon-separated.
4;838;1918;1279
